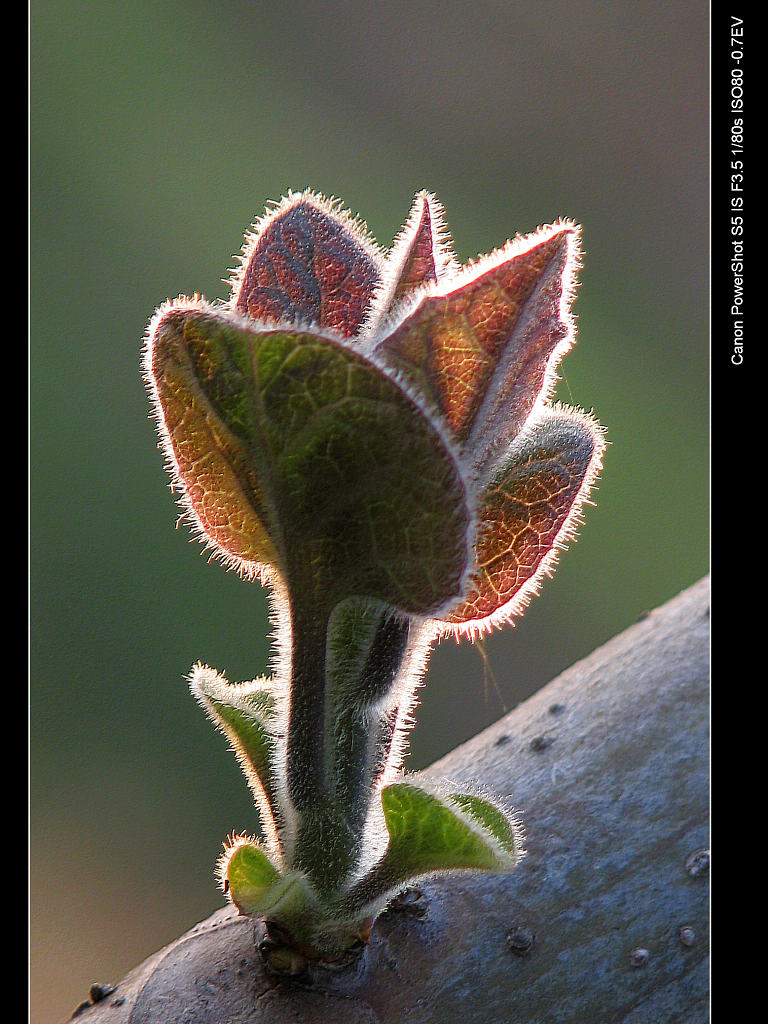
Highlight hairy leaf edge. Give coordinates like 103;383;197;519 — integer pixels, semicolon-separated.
358;190;459;340
436;403;607;640
143;296;479;617
226;188;385;312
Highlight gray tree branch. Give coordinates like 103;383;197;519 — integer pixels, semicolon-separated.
71;577;709;1024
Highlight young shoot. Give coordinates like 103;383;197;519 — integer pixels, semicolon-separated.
143;189;605;975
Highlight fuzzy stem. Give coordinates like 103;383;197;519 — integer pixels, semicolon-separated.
285;599;331;818
285;595;355;894
327;612;411;813
334;851;401;917
78;578;711;1024
286;601;415;896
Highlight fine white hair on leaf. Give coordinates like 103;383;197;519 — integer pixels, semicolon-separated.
142;295;273;584
144;193;601;937
465;221;583;477
436;404;607;641
143;295;479;608
367;217;580;350
358;190;459;342
215;831;264;895
227;188;385;310
188;662;285;865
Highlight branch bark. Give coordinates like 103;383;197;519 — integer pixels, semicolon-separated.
71;577;710;1024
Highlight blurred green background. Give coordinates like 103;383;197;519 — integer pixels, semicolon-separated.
31;2;707;1020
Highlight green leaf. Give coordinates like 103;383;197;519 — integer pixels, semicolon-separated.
148;304;472;616
190;666;281;844
225;839;281;913
380;781;519;877
447;792;522;862
339;781;522;917
326;599;411;707
224;840;318;924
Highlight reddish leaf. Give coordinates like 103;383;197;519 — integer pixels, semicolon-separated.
440;409;605;635
231;192;381;338
364;192;456;334
146;300;280;579
373;223;578;457
389;192;440;300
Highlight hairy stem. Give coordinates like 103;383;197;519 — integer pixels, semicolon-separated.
328;611;411;806
285;600;330;818
287;601;415;894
